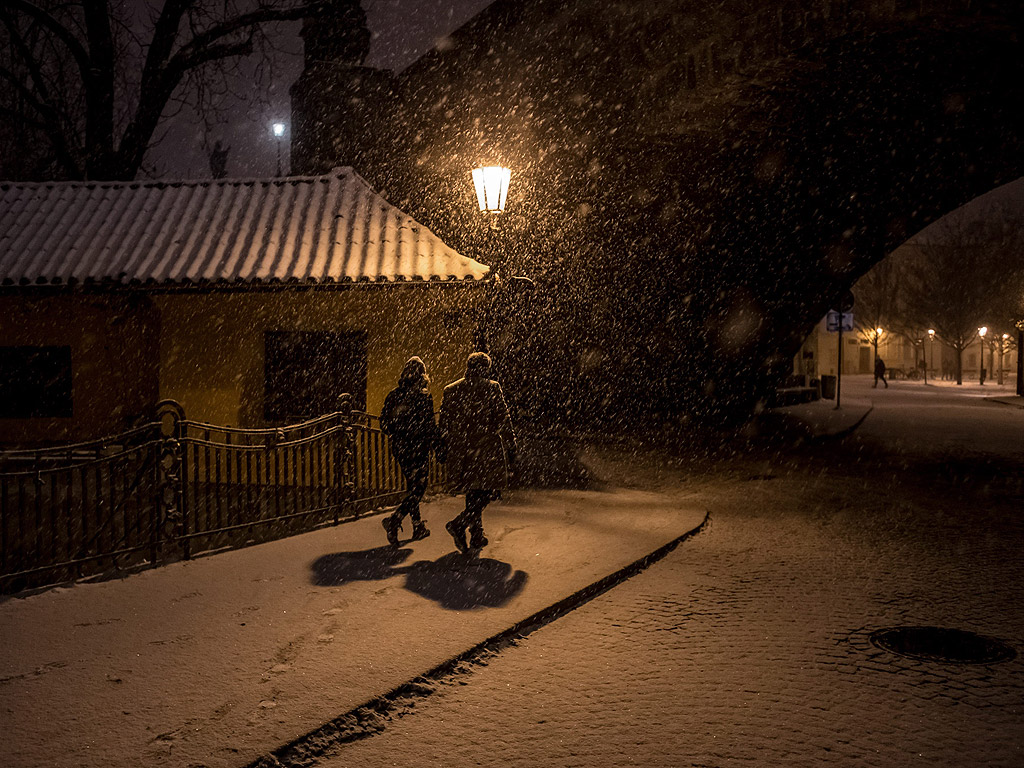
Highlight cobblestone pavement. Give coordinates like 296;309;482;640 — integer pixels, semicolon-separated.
318;424;1024;765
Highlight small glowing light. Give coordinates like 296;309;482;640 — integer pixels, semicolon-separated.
472;165;511;213
978;326;988;337
928;329;935;337
875;327;883;335
272;122;286;137
1002;333;1009;340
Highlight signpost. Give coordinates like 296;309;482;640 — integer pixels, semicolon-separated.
825;311;854;333
828;292;855;409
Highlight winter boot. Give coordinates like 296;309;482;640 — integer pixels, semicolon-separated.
382;516;402;547
411;521;430;541
445;520;468;553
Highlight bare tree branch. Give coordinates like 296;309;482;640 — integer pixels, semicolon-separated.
0;9;82;176
2;0;330;180
4;0;90;78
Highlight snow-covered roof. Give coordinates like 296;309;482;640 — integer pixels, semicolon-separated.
0;167;490;287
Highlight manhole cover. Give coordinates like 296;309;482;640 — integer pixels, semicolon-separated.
869;626;1016;664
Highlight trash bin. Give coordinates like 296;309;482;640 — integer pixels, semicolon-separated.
820;374;837;400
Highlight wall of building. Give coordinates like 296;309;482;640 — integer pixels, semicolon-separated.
0;293;160;445
796;318;1020;384
153;287;483;427
793;316;873;382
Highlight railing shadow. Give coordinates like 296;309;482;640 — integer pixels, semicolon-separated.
310;547;528;611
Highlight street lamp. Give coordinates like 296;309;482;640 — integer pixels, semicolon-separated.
873;326;883;363
271;121;286;176
469;164;512;353
472;165;511;215
927;329;935;383
978;326;988;385
1000;333;1009;385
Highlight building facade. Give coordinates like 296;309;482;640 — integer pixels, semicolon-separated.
0;169;489;446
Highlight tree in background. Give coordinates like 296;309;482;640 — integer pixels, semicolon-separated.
0;0;347;181
852;255;905;364
899;210;1022;385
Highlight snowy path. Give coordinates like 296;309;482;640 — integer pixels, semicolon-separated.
315;379;1024;768
3;376;1021;767
0;487;705;768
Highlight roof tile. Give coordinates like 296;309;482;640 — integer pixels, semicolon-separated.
0;168;489;286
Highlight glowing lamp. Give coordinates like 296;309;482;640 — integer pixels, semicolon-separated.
472;165;511;213
272;122;286;137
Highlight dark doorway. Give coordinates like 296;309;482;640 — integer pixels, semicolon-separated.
263;331;367;420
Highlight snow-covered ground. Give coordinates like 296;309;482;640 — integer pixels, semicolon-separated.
0;484;705;768
808;374;1023;455
2;374;1021;768
317;376;1024;768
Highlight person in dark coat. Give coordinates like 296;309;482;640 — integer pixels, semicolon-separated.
873;356;888;388
379;357;443;546
440;352;517;552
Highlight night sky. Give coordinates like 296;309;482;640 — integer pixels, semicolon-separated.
146;0;492;180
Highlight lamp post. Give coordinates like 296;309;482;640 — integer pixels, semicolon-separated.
978;326;988;385
927;328;935;383
271;121;286;176
1000;333;1009;385
1017;320;1024;396
470;164;512;353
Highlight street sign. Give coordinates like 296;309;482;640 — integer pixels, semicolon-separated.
826;311;854;332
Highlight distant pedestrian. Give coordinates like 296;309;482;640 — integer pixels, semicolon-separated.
379;357;443;547
873;356;888;389
439;352;517;552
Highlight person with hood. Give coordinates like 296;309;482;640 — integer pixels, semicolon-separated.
440;352;517;552
379;357;443;546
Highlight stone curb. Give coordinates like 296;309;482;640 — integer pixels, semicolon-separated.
246;510;711;768
985;396;1024;409
806;404;874;442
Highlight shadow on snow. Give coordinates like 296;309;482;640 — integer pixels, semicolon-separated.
310;546;528;610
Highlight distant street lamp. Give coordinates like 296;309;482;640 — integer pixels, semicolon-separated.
271;121;286;176
999;333;1009;385
927;328;935;383
872;326;884;362
978;326;988;385
1017;320;1024;396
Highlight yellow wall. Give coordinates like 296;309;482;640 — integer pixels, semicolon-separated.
153;287;483;427
0;293;159;445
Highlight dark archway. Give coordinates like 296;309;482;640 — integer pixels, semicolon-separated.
294;0;1024;428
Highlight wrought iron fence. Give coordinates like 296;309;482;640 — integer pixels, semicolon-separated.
0;398;445;591
0;423;164;587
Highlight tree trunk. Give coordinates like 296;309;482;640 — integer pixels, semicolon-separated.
956;347;963;385
1017;329;1023;396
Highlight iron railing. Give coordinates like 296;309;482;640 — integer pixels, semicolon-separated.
0;423;165;586
0;398;445;591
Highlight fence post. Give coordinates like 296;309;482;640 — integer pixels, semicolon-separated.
156;400;188;560
336;394;355;523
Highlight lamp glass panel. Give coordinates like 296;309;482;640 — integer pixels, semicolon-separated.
473;165;511;212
